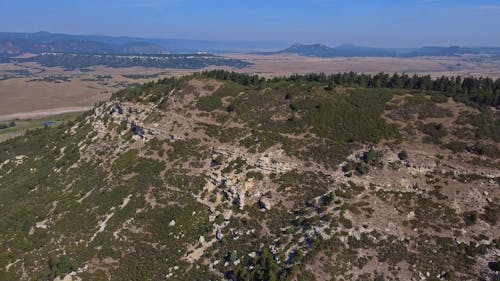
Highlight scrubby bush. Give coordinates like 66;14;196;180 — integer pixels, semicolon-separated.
420;122;448;143
463;211;479;226
362;148;383;166
444;141;468;153
398;150;409;160
48;255;76;279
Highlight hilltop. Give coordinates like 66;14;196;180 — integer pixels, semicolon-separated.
0;71;498;280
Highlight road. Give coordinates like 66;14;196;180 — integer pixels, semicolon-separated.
0;106;91;122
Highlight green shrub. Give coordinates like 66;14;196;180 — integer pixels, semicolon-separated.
420;122;447;143
463;211;479;226
362;148;383;166
197;95;223;112
48;255;76;279
444;141;468;153
113;149;139;174
398;150;409;160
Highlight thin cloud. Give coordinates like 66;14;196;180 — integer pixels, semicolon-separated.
91;0;183;9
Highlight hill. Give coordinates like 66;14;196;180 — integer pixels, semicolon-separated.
0;31;286;55
279;43;337;57
0;32;169;55
0;71;498;280
401;46;500;57
259;43;398;57
261;43;500;58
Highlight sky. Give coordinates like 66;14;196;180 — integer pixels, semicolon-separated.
1;0;500;47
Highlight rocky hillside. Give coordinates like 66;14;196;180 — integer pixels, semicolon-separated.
0;71;498;281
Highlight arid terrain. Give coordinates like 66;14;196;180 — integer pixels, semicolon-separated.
0;62;193;117
231;54;500;78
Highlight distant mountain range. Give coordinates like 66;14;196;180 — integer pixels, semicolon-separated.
0;31;287;55
2;32;500;58
0;31;170;55
261;44;400;57
401;46;500;57
258;43;500;58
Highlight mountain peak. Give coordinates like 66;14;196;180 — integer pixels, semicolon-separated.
289;43;330;49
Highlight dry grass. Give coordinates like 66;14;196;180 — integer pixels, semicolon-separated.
0;111;82;142
229;54;500;78
1;54;500;123
0;77;108;115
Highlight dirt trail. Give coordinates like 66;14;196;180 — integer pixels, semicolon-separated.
0;106;91;122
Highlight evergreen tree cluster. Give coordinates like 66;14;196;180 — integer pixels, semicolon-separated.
200;70;500;107
233;248;295;281
201;69;266;86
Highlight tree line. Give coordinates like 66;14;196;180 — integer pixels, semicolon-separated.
21;54;251;71
200;70;500;107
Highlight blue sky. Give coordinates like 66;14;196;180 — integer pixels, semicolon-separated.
1;0;500;47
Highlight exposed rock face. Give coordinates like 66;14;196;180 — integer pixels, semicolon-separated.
216;228;223;241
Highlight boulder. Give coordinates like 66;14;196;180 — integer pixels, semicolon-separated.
259;197;272;210
216;227;223;240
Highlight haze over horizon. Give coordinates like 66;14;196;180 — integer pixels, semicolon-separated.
1;0;500;48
